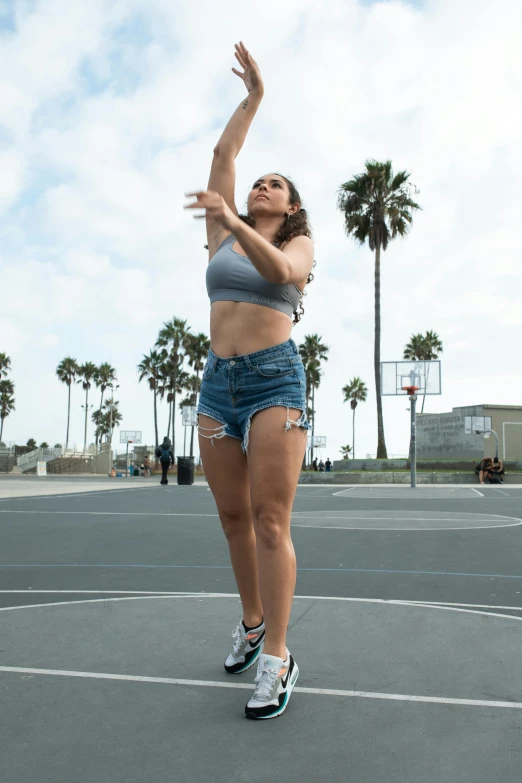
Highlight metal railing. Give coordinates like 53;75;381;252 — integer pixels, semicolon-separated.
18;447;63;472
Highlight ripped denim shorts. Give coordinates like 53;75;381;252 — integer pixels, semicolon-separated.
197;338;309;454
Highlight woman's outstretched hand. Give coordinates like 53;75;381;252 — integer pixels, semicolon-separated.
231;41;264;94
184;190;239;232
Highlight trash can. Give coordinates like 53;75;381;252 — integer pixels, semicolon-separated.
177;456;195;485
133;467;140;477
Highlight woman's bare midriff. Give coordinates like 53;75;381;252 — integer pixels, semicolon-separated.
210;300;294;357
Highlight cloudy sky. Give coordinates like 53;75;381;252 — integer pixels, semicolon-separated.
1;0;521;461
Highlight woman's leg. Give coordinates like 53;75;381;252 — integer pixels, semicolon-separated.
198;415;263;627
247;406;307;660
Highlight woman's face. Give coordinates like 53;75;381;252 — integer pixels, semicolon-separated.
247;174;298;219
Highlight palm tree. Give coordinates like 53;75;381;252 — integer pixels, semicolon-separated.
340;444;352;459
0;353;11;379
299;334;329;465
338;160;421;458
94;363;117;446
77;362;98;452
155;318;191;456
185;332;210;457
98;399;122;443
91;408;103;446
403;330;443;412
0;379;15;442
56;357;79;450
26;438;37;450
342;377;368;459
138;350;163;448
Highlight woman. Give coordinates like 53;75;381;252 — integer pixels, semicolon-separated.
474;456;493;484
184;43;314;720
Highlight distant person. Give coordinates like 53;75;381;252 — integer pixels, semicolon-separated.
143;455;151;477
312;457;318;471
474;457;493;484
489;457;505;484
155;437;174;485
318;459;325;472
325;458;332;472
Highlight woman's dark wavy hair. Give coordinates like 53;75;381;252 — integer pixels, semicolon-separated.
238;174;314;324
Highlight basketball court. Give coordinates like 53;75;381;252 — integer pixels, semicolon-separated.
1;477;522;782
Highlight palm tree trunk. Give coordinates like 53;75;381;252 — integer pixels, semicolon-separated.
0;416;4;442
421;363;430;414
153;389;158;448
171;393;176;456
352;406;356;459
96;390;104;448
66;383;71;450
83;387;89;453
374;244;388;459
167;400;172;439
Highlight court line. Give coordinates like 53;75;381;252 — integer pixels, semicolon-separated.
2;510;519;532
470;487;484;497
1;664;522;710
1;590;522;616
0;486;158;503
291;522;522;531
2;563;522;580
2;593;522;626
331;488;483;498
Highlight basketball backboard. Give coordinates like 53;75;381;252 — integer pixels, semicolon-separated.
464;416;491;435
182;406;198;427
307;436;326;448
381;361;441;396
120;430;142;444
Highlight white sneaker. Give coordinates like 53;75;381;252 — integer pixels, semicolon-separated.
224;619;265;674
245;649;299;720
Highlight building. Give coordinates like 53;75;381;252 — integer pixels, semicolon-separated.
417;405;522;460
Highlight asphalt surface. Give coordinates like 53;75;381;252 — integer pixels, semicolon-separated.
1;479;522;782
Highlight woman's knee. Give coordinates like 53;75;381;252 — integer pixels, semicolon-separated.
253;507;291;550
219;507;252;539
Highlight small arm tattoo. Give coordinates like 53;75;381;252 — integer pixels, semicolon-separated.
242;97;249;111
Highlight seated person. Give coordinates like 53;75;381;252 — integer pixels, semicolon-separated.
489;457;505;484
474;457;493;484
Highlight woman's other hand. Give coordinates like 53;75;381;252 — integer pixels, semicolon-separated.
232;41;264;95
184;190;239;232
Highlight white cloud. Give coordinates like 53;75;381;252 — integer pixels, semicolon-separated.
1;0;522;459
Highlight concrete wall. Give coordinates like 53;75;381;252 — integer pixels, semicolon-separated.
416;406;484;459
416;404;522;459
487;406;522;460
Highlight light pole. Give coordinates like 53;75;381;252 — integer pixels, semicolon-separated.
108;383;119;474
81;404;93;455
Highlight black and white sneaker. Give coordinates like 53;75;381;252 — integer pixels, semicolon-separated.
245;649;299;720
224;619;265;674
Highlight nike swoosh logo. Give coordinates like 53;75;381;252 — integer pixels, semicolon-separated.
249;631;265;649
281;664;291;689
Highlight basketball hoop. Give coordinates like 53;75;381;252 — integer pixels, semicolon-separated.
402;386;419;395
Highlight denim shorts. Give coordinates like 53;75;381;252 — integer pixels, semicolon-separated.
197;338;309;453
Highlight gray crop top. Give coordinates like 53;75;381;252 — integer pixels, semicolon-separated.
206;234;302;319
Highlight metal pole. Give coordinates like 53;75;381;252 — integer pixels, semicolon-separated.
109;389;113;474
410;391;417;488
491;429;499;460
126;441;128;477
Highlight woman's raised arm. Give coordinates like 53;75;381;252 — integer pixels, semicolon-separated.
206;42;264;258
